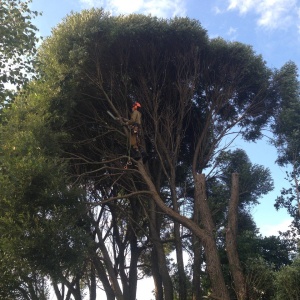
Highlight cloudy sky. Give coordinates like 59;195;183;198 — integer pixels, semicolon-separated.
30;0;300;236
32;0;300;69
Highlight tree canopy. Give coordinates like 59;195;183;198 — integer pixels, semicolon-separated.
0;7;299;300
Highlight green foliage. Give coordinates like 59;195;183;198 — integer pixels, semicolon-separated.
207;149;273;229
272;61;300;166
245;257;276;299
214;148;274;206
0;0;40;104
272;62;300;236
0;83;91;297
275;257;300;300
260;236;293;270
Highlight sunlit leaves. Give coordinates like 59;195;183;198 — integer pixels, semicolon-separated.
0;0;40;103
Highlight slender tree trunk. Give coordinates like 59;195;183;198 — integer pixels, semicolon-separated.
192;236;202;300
74;278;82;300
194;174;230;300
127;198;144;300
61;278;80;300
148;200;174;300
92;255;116;300
226;173;247;300
174;221;187;300
148;192;164;300
96;228;124;300
170;170;187;300
90;262;96;300
112;227;129;299
151;247;164;300
192;187;202;300
128;237;140;300
52;282;63;300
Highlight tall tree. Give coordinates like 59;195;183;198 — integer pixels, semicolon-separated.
0;9;286;300
0;0;40;105
272;62;300;232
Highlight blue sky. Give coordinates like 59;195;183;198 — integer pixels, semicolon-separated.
30;0;300;236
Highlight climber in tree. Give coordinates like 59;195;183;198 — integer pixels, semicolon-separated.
123;101;143;159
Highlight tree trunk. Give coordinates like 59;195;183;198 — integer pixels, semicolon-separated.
92;254;116;300
194;174;230;300
151;247;164;300
128;198;145;300
128;238;140;300
52;282;63;300
90;262;96;300
60;277;81;300
138;162;230;300
148;199;174;300
112;221;129;299
174;221;187;300
170;172;187;300
226;173;247;300
192;186;202;300
96;227;124;300
192;236;202;300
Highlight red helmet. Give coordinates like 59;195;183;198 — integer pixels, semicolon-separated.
132;102;141;109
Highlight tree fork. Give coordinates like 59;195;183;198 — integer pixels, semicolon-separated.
138;162;230;300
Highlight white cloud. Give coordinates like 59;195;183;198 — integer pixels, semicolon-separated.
259;218;293;236
227;26;237;37
143;0;186;18
79;0;187;18
106;0;144;14
79;0;104;8
227;0;299;30
212;6;225;15
228;0;259;13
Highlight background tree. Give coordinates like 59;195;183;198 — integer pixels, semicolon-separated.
275;257;300;300
0;0;40;106
0;85;94;299
272;62;300;224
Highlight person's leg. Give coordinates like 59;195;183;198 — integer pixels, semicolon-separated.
130;134;141;159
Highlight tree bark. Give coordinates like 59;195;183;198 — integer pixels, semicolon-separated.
192;184;202;300
170;171;187;300
138;162;230;300
192;236;202;300
174;220;187;300
151;247;164;300
52;282;63;300
127;199;144;300
95;227;124;300
226;173;247;300
89;262;96;300
92;254;116;300
128;236;140;300
194;174;230;300
148;199;174;300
